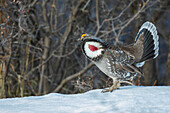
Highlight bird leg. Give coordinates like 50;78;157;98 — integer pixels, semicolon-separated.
119;80;134;86
102;78;134;93
102;78;120;93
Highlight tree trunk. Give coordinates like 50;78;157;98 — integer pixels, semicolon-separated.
167;37;170;85
38;37;50;95
143;60;156;86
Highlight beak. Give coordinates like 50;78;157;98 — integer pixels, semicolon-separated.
77;38;82;41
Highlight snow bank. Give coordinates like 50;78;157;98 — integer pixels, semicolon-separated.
0;86;170;113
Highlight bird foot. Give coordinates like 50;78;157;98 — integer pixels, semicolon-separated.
101;79;134;93
101;87;119;93
101;80;120;93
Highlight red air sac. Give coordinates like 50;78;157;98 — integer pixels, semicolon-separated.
88;44;98;52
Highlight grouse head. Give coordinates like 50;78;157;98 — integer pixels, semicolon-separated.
79;34;109;61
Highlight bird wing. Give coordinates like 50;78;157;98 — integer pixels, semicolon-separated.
115;62;143;75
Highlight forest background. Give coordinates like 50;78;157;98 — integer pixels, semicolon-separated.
0;0;169;98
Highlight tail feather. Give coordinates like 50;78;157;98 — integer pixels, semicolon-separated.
141;51;155;61
143;30;153;47
144;42;154;54
144;40;154;51
134;21;159;66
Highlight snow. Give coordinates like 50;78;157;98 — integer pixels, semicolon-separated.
0;86;170;113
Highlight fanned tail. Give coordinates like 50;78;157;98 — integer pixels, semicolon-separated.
135;21;159;67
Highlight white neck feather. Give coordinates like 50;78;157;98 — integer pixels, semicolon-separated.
84;41;104;59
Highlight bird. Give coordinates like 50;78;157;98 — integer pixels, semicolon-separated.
79;21;159;92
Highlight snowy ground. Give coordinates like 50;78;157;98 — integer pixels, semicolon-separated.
0;86;170;113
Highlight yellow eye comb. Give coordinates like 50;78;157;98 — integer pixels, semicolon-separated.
78;33;88;41
81;34;87;38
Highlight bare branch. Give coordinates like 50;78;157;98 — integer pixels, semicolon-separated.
95;0;100;36
116;0;150;39
53;62;94;93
